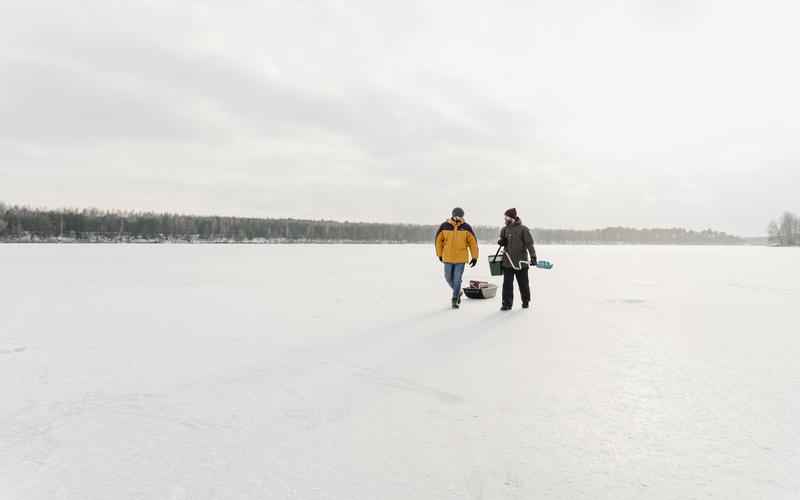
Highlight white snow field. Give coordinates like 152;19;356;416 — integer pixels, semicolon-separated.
1;244;799;499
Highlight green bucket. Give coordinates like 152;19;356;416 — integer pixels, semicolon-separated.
488;253;504;276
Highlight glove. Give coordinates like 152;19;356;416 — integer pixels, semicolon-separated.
469;258;477;268
439;256;443;262
531;259;538;267
497;237;507;246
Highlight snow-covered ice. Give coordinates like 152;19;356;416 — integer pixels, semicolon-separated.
1;244;799;499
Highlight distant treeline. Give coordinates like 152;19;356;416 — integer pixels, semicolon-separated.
0;203;743;245
767;212;800;246
528;227;741;245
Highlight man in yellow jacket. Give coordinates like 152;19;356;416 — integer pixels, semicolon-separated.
435;207;480;309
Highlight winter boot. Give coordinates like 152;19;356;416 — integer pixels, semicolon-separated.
452;297;460;309
522;301;530;309
500;304;511;311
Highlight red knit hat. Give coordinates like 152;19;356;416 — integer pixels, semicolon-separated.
504;208;517;219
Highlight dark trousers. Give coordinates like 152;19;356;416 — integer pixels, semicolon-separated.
502;267;531;306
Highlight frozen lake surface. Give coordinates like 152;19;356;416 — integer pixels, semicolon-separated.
1;244;799;499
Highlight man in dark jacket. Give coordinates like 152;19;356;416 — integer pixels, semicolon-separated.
497;208;537;310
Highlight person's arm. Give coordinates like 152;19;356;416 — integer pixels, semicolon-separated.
435;225;446;260
466;226;479;261
498;227;507;246
524;227;537;264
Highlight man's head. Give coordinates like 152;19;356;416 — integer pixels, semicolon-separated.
451;207;465;220
504;208;518;226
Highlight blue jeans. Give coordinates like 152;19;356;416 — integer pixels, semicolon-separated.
443;263;465;298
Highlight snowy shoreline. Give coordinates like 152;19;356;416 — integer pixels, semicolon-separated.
0;238;760;246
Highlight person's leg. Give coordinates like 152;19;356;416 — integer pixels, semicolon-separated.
451;263;465;299
443;262;454;291
502;267;515;308
517;267;531;306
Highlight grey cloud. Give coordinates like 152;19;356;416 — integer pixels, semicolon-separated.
6;34;526;160
0;58;216;142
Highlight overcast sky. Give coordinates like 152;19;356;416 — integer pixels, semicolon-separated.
2;1;799;235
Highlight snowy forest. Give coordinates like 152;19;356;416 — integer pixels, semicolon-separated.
0;203;743;245
767;212;800;246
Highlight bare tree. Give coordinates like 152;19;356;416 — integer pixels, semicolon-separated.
767;220;781;245
779;212;799;246
0;201;6;236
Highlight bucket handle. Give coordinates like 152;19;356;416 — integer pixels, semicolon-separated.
492;244;504;261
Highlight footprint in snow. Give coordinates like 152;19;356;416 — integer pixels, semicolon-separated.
606;298;647;305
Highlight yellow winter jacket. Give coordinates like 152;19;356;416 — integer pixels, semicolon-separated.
435;218;479;264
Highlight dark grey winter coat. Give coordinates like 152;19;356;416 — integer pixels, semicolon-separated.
498;220;537;269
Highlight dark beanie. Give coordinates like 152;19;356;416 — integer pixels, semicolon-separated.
504;208;517;219
452;207;465;218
